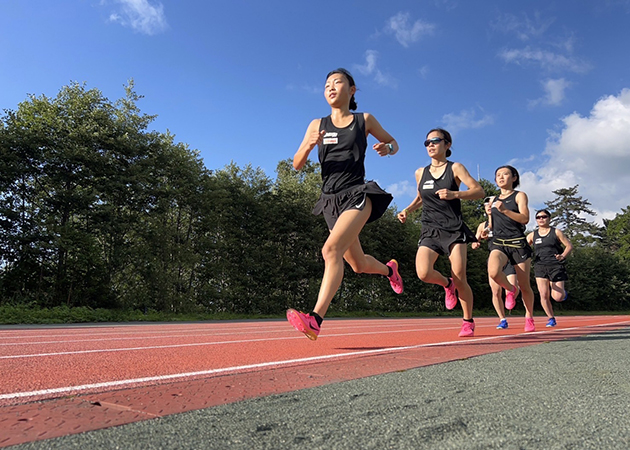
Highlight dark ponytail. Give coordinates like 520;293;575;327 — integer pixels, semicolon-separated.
349;95;358;111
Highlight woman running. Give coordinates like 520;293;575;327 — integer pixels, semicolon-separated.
286;68;403;340
472;197;519;330
488;165;536;332
398;128;485;337
526;209;573;327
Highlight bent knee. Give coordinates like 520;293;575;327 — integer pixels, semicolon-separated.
321;243;343;263
416;268;431;282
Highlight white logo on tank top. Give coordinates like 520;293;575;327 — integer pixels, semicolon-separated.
323;131;338;145
422;180;434;190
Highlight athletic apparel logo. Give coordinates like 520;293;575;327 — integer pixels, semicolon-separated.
422;180;435;190
354;196;366;210
535;238;543;245
349;123;355;131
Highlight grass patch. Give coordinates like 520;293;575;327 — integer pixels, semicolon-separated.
1;304;628;325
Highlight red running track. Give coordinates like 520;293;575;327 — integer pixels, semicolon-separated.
1;315;629;447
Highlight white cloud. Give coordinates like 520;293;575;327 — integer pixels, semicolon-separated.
385;12;435;48
354;50;396;87
529;78;571;108
387;180;417;199
519;88;630;222
492;12;554;42
498;47;591;73
441;107;495;133
106;0;168;35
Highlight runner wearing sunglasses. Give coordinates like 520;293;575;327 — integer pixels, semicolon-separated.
472;197;519;329
397;128;485;337
488;165;536;332
286;68;404;341
526;209;573;327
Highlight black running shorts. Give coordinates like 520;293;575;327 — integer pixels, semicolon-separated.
312;181;392;230
491;237;533;266
418;225;477;256
534;263;568;281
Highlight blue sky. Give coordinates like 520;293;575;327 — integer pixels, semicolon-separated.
2;0;630;226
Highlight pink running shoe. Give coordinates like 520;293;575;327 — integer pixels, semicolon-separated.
444;278;458;310
505;285;518;310
386;260;404;294
286;309;320;341
524;317;536;332
458;321;475;337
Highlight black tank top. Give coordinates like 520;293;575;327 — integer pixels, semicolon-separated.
318;113;367;194
419;161;463;232
532;227;564;264
491;191;525;239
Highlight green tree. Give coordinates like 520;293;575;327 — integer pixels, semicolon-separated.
544;185;601;246
604;206;630;260
0;81;210;311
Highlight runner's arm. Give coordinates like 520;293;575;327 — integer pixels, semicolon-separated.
293;119;323;170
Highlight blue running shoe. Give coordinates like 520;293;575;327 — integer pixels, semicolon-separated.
546;317;557;327
496;319;508;330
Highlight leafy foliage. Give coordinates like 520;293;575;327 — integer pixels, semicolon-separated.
545;185;602;246
1;83;629;318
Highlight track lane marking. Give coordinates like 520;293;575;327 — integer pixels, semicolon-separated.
2;320;627;401
2;318;629;359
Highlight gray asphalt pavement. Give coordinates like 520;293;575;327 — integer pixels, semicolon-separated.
13;326;630;450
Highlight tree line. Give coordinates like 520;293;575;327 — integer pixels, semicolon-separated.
1;82;629;315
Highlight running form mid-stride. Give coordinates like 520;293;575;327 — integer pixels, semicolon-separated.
398;128;485;337
472;197;519;330
488;165;536;332
286;68;403;341
526;209;573;327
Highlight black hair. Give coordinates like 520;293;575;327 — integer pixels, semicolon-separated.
495;165;520;188
326;68;358;111
426;128;452;157
536;209;551;217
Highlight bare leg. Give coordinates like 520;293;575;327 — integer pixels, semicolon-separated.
490;276;505;320
343;236;389;276
415;246;447;287
537;277;554;319
488;250;516;292
550;280;567;302
449;243;473;320
312;199;374;318
514;260;535;318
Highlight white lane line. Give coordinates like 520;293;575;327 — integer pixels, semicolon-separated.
0;320;438;341
0;333;551;401
0;326;463;359
0;315;617;341
0;315;616;344
2;320;628;402
2;319;628;360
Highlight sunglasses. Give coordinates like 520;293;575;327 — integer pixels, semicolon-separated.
424;137;446;147
536;215;549;219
